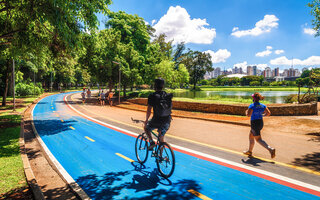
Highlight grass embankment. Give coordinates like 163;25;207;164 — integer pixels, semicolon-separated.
0;95;39;198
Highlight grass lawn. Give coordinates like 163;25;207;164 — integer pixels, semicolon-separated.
0;115;27;195
0;94;42;197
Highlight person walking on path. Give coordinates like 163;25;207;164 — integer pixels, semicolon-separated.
243;92;276;158
108;90;114;107
144;78;173;150
87;88;91;98
81;89;86;104
97;88;102;103
100;90;105;106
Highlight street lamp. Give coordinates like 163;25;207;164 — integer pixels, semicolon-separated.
112;61;121;105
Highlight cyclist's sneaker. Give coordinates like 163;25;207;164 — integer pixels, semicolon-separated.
269;148;276;158
148;142;156;151
243;150;252;156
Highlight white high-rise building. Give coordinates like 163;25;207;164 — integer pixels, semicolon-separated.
264;67;272;78
247;66;253;75
214;67;221;78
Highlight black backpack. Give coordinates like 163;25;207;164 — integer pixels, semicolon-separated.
154;91;173;117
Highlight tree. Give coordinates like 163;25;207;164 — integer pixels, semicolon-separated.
308;1;320;37
105;11;151;94
181;50;213;89
0;0;112;106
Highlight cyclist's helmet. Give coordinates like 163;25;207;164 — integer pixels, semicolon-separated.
154;78;165;90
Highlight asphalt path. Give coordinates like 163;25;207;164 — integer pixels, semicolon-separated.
32;92;320;200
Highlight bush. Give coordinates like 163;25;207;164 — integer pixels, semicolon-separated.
190;86;202;91
285;94;317;103
16;82;43;96
284;94;298;103
249;81;260;86
262;81;270;86
201;80;209;85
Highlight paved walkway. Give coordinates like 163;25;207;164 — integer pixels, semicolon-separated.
74;93;320;173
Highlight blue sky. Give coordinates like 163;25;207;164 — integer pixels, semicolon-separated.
97;0;320;72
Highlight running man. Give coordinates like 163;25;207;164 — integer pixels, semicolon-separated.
144;78;173;151
244;92;276;158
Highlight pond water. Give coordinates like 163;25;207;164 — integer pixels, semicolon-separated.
171;90;299;103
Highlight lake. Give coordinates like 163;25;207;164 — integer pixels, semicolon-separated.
171;90;299;103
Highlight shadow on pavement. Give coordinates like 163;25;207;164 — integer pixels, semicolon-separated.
292;152;320;171
241;156;275;166
307;132;320;142
76;162;200;200
39;185;78;200
30;119;77;136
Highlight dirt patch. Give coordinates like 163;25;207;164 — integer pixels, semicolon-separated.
265;116;320;135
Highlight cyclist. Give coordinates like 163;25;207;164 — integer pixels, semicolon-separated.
144;78;173;151
243;92;276;158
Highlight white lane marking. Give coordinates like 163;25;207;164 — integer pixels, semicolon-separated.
64;94;320;193
33;95;91;200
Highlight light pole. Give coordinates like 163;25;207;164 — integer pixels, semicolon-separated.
112;61;121;105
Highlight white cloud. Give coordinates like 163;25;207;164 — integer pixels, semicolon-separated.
153;6;216;44
151;19;157;26
256;50;272;57
256;46;273;57
231;15;279;37
256;64;269;71
144;21;149;25
274;50;284;55
205;49;231;63
303;28;316;35
270;56;320;66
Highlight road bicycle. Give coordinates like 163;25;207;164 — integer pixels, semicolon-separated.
131;118;175;178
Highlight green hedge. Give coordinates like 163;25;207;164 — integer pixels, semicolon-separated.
16;82;43;96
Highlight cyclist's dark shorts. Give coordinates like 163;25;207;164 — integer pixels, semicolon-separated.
146;116;171;136
250;119;263;136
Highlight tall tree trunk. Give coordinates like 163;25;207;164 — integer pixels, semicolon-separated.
2;60;11;107
123;83;127;98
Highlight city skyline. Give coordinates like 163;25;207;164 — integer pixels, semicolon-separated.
209;65;312;79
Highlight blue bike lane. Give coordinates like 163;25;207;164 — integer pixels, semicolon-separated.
32;92;320;200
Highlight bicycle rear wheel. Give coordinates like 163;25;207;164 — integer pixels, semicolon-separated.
135;133;149;164
156;142;175;178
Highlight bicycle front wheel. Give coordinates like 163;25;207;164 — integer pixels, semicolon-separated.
135;133;149;164
156;142;175;178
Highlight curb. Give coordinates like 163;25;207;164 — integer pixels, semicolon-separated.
30;93;91;200
20;97;45;200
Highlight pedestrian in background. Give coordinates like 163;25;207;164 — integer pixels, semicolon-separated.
243;92;276;158
81;89;86;104
108;90;114;107
100;90;105;106
87;88;91;98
